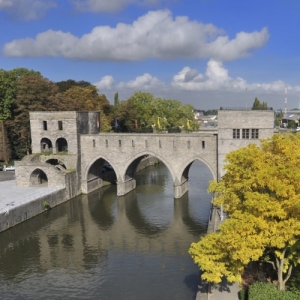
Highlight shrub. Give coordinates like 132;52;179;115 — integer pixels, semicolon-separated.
249;282;300;300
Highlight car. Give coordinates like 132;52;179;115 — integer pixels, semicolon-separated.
0;166;3;171
296;127;300;132
4;165;15;171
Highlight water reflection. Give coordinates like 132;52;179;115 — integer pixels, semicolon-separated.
0;160;213;300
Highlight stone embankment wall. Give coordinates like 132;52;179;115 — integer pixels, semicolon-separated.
1;156;158;233
0;189;66;232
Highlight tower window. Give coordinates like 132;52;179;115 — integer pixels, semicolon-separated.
43;121;47;131
58;121;63;130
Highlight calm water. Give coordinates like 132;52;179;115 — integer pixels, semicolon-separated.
0;161;213;300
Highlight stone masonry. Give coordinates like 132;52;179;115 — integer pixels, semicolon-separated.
15;109;275;199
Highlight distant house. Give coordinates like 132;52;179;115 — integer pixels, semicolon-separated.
197;115;218;127
281;114;299;128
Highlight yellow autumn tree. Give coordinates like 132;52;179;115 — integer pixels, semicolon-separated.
189;133;300;291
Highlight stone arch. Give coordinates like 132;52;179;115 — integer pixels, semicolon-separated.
45;158;66;170
56;137;68;153
30;168;48;186
180;156;217;185
40;137;53;153
84;155;116;193
122;151;176;183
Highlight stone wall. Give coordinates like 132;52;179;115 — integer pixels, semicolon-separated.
0;188;66;232
217;110;274;178
80;132;218;197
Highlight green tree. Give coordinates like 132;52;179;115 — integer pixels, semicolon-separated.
252;97;268;110
0;68;40;161
114;91;198;132
114;92;119;107
189;133;300;291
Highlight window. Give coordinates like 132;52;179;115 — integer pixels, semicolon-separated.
132;140;135;147
119;140;122;147
242;129;250;139
159;140;162;148
106;140;108;147
202;141;205;149
233;129;240;139
93;139;95;147
145;140;148;147
58;121;63;130
251;129;259;139
43;121;47;131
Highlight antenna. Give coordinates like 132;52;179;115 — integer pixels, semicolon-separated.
284;87;287;116
246;88;248;110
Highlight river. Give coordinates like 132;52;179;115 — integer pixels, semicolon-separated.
0;160;213;300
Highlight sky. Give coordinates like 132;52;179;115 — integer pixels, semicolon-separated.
1;0;300;110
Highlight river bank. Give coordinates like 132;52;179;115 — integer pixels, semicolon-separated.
0;156;159;233
195;206;240;300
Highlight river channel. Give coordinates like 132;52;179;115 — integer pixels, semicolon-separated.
0;161;213;300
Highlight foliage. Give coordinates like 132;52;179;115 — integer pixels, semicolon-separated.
114;91;198;132
252;97;268;110
62;85;110;111
189;133;300;291
0;68;40;121
288;264;300;293
288;120;297;129
43;201;50;209
55;79;91;93
6;74;62;157
114;92;119;107
248;282;300;300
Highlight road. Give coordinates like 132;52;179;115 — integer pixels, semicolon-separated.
0;171;15;182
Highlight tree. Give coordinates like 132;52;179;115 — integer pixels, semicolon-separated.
0;68;40;161
252;97;268;110
55;79;91;93
114;92;119;107
6;74;61;157
114;91;198;132
189;133;300;291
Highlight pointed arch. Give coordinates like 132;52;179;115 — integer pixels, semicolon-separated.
180;156;216;185
122;151;176;183
84;155;117;193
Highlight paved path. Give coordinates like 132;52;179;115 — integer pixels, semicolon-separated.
195;207;241;300
0;178;63;215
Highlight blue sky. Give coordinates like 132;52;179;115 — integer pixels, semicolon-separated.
1;0;300;109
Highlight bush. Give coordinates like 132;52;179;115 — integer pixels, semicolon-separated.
249;282;300;300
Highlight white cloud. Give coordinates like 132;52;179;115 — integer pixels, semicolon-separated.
71;0;175;13
3;10;269;61
171;59;288;93
118;73;165;90
0;0;56;20
94;75;115;90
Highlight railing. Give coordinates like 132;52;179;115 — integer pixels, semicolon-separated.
220;107;273;111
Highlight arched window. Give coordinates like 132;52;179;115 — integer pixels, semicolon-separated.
40;138;53;153
56;138;68;153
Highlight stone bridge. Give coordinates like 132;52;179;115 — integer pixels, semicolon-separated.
80;132;218;198
15;110;275;200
